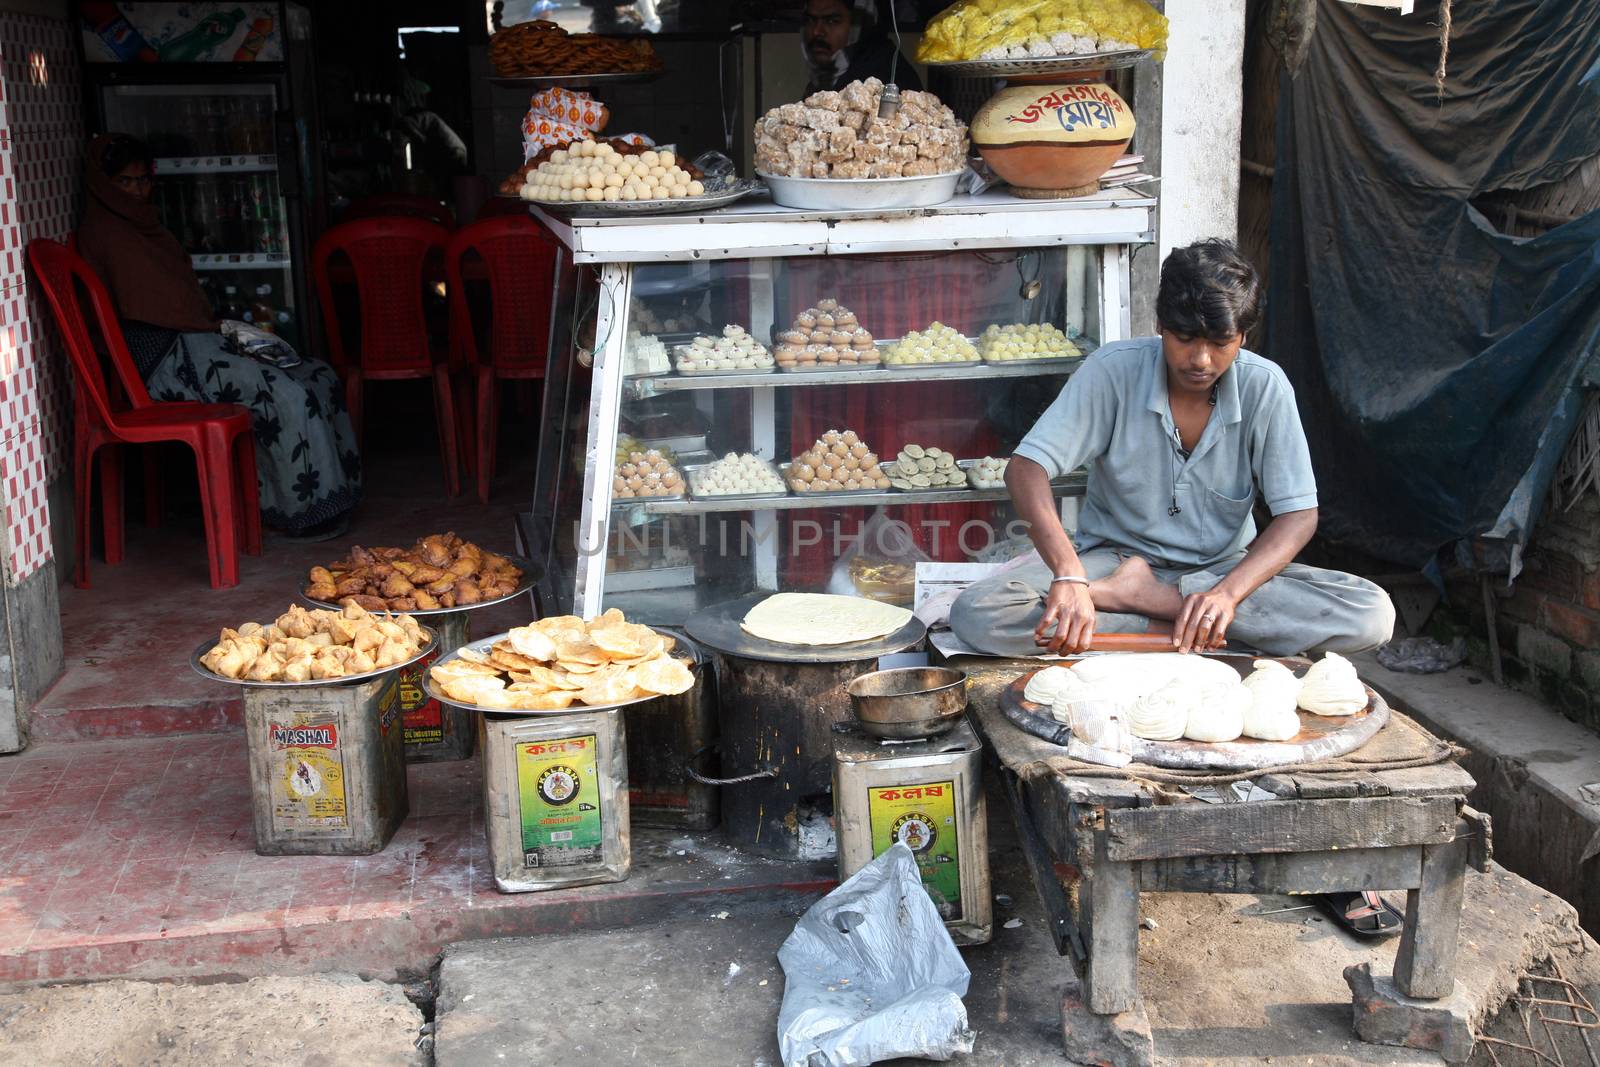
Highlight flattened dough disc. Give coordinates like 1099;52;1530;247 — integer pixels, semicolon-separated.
739;593;913;646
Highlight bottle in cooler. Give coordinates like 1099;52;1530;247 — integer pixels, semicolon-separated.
248;284;277;333
193;178;220;252
220;284;246;322
197;275;219;318
243;97;272;156
228;97;253;156
248;173;272;234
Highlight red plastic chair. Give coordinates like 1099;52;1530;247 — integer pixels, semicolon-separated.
445;216;559;502
312;217;461;496
342;193;457;230
26;238;261;589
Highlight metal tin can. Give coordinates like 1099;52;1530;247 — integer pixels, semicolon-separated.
833;718;992;944
479;707;631;892
245;673;408;856
397;611;476;764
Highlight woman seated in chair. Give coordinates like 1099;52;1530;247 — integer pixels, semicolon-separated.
76;134;361;539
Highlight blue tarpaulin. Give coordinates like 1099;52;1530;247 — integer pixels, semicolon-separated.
1266;0;1600;569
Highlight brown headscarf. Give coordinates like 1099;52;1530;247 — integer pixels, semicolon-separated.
77;134;216;333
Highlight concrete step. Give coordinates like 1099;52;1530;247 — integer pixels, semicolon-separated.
27;693;243;742
1354;652;1600;937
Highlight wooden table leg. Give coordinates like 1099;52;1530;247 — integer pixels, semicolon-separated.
1394;822;1470;999
1084;834;1141;1014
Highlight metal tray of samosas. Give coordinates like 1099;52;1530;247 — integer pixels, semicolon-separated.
300;554;539;617
190;627;439;688
423;629;699;716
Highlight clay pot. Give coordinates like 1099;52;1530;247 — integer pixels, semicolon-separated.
972;81;1136;196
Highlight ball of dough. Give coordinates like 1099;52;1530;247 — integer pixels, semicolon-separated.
1023;666;1087;707
1241;660;1302;741
1297;652;1368;716
1129;679;1189;741
1182;682;1248;742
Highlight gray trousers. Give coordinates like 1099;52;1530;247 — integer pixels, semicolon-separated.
948;547;1396;658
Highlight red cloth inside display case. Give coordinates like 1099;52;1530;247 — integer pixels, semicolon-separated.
781;253;1005;587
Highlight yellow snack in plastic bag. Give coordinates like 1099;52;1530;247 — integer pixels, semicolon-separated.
918;0;1168;63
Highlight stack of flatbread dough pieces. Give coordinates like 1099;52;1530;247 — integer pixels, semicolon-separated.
1023;651;1369;745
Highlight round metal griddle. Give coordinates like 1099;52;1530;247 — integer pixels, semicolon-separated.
1000;656;1391;771
190;627;439;689
300;553;541;618
423;626;701;717
685;592;927;664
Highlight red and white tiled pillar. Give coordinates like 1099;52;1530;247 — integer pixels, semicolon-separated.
0;11;85;751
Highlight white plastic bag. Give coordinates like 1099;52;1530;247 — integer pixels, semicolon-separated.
777;844;974;1067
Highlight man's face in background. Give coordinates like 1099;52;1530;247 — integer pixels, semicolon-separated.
804;0;852;65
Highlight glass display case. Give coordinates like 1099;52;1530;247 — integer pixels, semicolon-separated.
523;191;1155;624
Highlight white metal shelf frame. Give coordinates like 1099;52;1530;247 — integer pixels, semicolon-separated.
534;192;1154;618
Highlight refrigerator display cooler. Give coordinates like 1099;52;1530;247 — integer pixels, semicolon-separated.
83;4;322;354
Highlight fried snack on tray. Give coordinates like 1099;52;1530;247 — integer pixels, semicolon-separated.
200;602;426;683
429;609;694;711
304;533;522;612
489;19;661;78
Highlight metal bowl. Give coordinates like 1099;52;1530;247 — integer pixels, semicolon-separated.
758;170;962;211
847;666;969;739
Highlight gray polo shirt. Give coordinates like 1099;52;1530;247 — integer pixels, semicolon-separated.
1013;337;1318;568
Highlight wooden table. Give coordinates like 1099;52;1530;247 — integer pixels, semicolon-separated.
954;657;1491;1017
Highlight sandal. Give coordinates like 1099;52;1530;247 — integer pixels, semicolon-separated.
1316;890;1403;938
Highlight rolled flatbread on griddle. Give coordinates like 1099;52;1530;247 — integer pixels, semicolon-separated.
739;593;912;646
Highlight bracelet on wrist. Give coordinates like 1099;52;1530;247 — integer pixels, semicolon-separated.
1050;575;1089;587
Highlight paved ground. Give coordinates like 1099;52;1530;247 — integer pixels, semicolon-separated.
0;734;831;988
0;974;427;1066
431;854;1600;1067
2;824;1594;1065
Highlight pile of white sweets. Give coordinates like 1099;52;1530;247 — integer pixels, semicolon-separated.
884;444;964;489
522;143;706;203
690;453;786;497
1024;651;1370;746
624;331;668;376
884;321;978;365
675;325;773;373
966;456;1007;488
979;322;1080;362
978;32;1140;61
